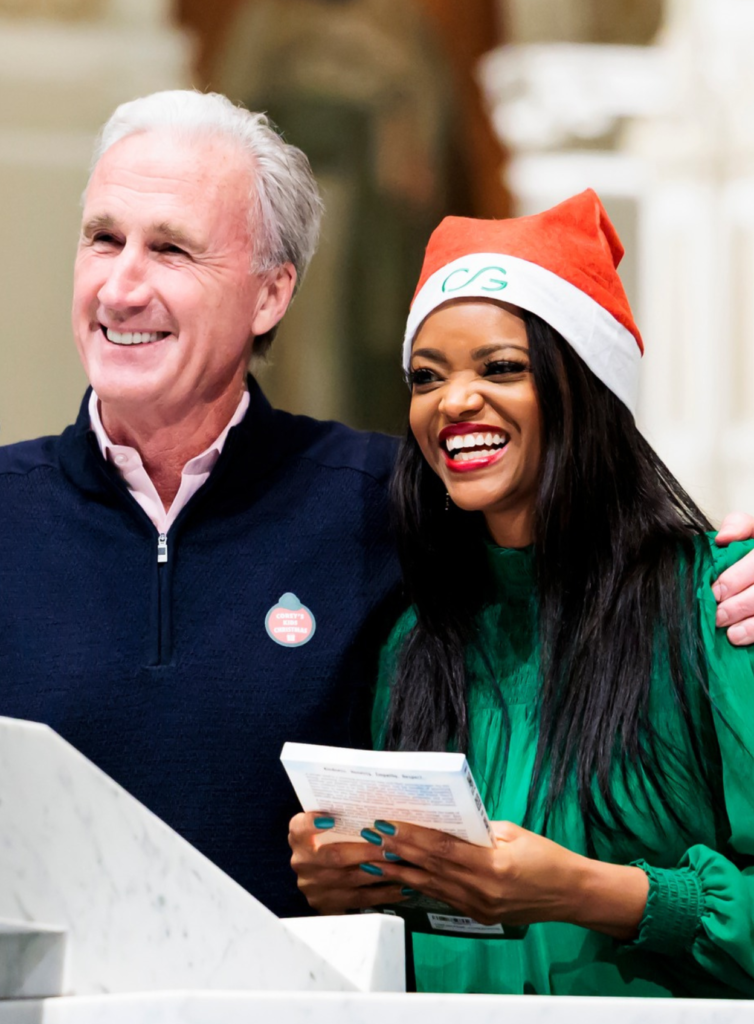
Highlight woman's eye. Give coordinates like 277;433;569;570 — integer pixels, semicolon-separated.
407;367;440;389
483;359;529;378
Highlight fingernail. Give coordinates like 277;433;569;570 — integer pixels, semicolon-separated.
401;887;415;896
314;816;334;829
360;863;384;876
361;828;383;846
384;851;402;862
374;820;396;836
712;582;727;601
716;607;730;627
729;625;747;644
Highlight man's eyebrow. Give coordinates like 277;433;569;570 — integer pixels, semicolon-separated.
81;214;117;238
79;216;204;252
153;222;204;252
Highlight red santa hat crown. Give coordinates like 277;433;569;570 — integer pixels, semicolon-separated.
404;189;643;414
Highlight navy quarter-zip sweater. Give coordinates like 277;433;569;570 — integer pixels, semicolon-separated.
0;377;401;917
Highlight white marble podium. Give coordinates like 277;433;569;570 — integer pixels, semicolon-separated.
0;992;752;1024
0;717;404;1004
0;717;751;1023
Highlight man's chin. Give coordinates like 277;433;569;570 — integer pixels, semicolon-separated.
88;371;170;412
83;347;176;404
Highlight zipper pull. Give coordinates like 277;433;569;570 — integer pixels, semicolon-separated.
157;533;168;564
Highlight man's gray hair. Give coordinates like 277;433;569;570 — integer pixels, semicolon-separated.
91;90;323;289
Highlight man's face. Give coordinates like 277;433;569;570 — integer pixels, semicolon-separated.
73;131;279;420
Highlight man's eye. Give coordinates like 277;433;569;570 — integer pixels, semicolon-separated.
483;359;529;378
91;233;119;246
156;244;187;256
407;367;440;389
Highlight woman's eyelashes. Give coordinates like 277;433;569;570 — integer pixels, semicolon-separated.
482;358;530;378
407;358;530;391
407;367;440;389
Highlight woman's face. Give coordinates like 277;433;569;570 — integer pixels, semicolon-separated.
408;300;542;548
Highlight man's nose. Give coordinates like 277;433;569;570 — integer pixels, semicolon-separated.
96;246;152;313
440;376;485;419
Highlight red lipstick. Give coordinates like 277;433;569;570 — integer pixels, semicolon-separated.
439;422;510;473
439;422;502;440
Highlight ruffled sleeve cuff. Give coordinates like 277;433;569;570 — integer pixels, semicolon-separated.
628;860;705;953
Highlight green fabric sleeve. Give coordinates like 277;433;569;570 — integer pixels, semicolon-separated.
629;536;754;995
371;607;417;750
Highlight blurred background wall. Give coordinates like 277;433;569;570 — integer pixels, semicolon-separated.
1;0;752;523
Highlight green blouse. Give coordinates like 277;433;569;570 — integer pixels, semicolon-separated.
372;534;754;997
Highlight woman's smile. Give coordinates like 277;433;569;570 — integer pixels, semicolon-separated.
439;421;510;471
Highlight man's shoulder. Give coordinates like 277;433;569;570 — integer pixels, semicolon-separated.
272;408;399;486
0;435;61;479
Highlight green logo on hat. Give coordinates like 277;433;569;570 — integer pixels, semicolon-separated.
442;266;507;293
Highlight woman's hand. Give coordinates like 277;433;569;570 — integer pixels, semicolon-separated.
361;819;648;939
715;512;754;644
288;812;406;914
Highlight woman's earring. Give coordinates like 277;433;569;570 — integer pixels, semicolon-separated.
444;491;450;512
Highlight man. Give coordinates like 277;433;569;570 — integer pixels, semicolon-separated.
0;90;752;918
0;91;400;917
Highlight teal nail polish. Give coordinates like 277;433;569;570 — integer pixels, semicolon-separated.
401;887;415;896
359;863;384;876
360;828;383;845
314;816;334;829
374;820;396;836
384;851;402;862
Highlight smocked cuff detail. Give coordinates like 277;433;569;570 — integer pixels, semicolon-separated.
629;860;704;954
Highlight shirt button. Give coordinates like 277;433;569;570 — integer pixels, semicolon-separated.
114;453;128;466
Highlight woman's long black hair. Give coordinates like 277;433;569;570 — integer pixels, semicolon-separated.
385;310;715;839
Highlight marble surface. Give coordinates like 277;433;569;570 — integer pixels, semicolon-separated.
282;916;404;992
0;921;66;1000
0;993;752;1024
0;717;404;995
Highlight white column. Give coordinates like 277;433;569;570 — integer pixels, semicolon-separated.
623;0;754;521
484;0;754;523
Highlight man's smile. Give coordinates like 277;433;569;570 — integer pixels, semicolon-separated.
100;325;172;346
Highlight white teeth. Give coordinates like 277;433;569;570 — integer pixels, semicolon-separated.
444;431;509;459
456;449;493;462
106;328;164;346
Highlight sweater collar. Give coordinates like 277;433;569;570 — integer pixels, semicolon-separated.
58;374;280;502
485;540;536;594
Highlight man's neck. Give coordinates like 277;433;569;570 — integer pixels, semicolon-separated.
99;380;248;509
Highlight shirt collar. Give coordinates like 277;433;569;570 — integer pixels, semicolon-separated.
88;389;251;474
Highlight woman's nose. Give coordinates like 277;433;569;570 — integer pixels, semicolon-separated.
440;376;485;418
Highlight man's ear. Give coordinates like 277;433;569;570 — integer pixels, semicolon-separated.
250;264;297;337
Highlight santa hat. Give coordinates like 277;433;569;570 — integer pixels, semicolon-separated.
404;189;643;414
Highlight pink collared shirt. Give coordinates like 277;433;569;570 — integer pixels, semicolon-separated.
88;389;250;535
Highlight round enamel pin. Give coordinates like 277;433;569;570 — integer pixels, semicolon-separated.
265;593;316;647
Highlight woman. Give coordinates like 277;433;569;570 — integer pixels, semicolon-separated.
289;191;754;997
